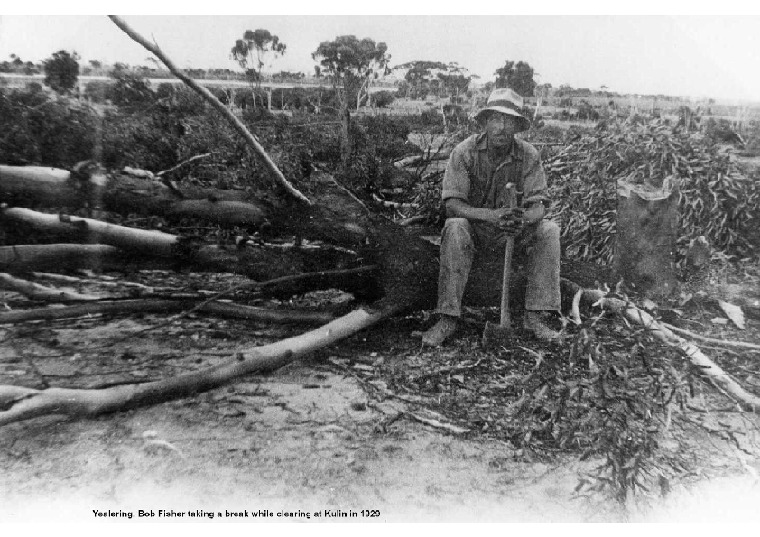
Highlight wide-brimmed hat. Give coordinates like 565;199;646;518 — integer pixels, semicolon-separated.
474;87;531;131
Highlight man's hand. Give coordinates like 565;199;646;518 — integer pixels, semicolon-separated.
480;207;522;226
495;208;524;235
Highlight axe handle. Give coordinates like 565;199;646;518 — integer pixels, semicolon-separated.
499;183;517;328
500;237;514;328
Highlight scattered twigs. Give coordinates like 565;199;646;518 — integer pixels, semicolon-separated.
108;15;311;206
371;194;419;210
0;273;101;302
585;289;760;411
661;322;760;352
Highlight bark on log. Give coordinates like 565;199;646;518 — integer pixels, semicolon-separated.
1;207;178;256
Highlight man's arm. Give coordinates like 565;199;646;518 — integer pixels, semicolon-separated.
445;198;522;227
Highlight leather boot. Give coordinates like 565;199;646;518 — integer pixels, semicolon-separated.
523;311;561;342
422;315;459;347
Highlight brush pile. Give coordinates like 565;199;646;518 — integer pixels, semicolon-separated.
545;118;760;265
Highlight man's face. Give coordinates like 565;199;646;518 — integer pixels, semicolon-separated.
484;112;520;147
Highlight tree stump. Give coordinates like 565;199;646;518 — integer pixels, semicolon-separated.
614;179;679;297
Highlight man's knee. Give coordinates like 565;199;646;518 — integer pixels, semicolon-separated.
535;220;560;242
442;218;474;245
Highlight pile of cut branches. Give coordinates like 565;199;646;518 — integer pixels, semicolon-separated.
545;119;760;264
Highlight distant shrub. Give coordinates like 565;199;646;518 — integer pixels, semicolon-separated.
84;80;110;103
0;87;98;167
107;70;155;107
372;90;395;108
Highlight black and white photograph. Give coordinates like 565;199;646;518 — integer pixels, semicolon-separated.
2;7;760;525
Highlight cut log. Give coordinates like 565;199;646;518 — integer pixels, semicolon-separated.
1;207;178;256
614;179;679;296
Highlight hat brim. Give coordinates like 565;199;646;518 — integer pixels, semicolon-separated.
473;106;531;131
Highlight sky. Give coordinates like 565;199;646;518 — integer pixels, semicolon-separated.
1;7;760;103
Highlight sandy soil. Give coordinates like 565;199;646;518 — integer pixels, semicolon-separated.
2;271;760;523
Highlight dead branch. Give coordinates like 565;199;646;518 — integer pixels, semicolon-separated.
0;303;399;426
156;153;212;177
406;411;469;435
0;273;101;302
108;15;311;206
584;289;760;410
0;298;335;325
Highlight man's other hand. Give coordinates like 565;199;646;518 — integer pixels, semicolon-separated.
495;208;524;235
484;207;522;226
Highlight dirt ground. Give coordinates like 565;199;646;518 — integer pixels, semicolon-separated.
2;269;760;523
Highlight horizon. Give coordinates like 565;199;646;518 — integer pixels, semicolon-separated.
1;15;759;104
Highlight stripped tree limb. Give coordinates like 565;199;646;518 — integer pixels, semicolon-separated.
661;322;760;352
108;15;311;206
0;303;399;426
584;289;760;410
0;273;101;302
0;298;335;325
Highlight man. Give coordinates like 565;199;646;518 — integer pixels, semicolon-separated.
422;88;561;346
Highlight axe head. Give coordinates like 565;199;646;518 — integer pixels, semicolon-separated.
481;320;513;350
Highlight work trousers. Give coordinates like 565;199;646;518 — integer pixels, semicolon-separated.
435;218;561;317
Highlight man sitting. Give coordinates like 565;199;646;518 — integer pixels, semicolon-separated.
422;88;561;346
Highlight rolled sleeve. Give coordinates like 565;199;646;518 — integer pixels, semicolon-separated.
441;146;470;202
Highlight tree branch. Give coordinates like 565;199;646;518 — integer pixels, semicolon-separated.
584;290;760;410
